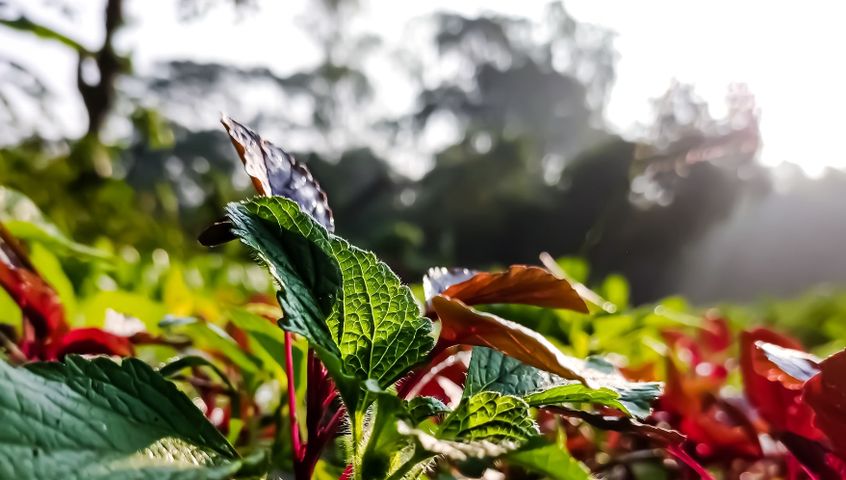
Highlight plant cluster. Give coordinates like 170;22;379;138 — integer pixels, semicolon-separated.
0;118;845;479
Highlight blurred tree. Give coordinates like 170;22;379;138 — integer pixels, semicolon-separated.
0;0;790;303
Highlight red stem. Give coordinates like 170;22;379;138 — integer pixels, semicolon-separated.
666;444;716;480
284;331;304;461
339;464;353;480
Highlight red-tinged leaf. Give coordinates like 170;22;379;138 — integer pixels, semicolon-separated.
0;224;67;359
439;265;588;313
804;349;846;459
432;296;633;391
741;329;823;440
199;117;334;246
47;327;134;360
753;341;820;388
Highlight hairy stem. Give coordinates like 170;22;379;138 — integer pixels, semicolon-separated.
385;450;427;480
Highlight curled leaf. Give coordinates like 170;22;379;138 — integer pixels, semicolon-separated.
433;296;659;412
433;265;588;313
740;329;822;440
753;340;820;387
0;223;67;359
48;327;134;360
199;117;333;246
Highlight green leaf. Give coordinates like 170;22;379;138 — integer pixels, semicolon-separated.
158;355;236;393
227;197;434;394
397;421;521;463
524;383;628;414
29;242;77;321
406;396;450;424
226;308;290;378
439;391;538;442
159;316;262;378
465;346;547;397
0;356;240;480
467;348;660;419
507;437;593;480
584;356;661;419
0;187;110;262
599;274;629;309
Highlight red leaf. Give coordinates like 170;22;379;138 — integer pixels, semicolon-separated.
661;355;762;459
700;311;731;353
804;349;846;459
439;265;588;312
48;328;134;360
740;329;822;440
780;432;846;480
0;224;67;359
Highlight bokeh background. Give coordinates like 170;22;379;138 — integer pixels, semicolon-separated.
2;0;845;305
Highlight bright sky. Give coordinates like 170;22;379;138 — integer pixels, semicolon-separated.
3;0;845;176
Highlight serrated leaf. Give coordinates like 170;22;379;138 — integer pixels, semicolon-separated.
222;116;334;230
0;356;239;480
198;117;333;246
439;391;538;442
506;437;593;480
397;421;519;462
467;347;659;419
227;197;434;400
406;396;450;424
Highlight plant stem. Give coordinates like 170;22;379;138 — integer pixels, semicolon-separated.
284;331;304;462
384;452;424;480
